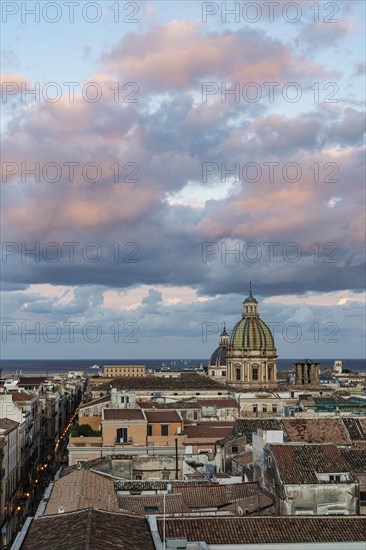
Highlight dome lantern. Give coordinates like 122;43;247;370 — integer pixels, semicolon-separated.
243;282;259;317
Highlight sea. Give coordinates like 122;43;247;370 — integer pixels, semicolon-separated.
0;359;364;376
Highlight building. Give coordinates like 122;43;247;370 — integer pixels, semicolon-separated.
88;373;230;402
41;469;119;515
0;418;20;548
294;360;320;385
152;516;366;549
15;509;155;550
68;408;186;468
208;284;277;387
261;441;359;515
334;360;343;374
103;364;145;378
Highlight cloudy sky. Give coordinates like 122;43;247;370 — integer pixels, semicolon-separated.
1;0;365;360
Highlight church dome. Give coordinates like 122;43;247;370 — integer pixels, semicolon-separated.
229;283;275;352
209;345;227;366
229;316;275;351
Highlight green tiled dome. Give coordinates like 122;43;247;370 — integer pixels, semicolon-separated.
230;317;275;351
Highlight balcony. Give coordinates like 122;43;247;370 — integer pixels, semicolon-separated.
115;438;133;445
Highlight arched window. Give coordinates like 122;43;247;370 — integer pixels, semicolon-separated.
252;367;258;381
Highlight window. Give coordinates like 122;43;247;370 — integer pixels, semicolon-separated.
121;396;129;404
147;425;152;437
161;425;169;436
262;405;267;413
221;371;226;377
252;368;258;381
211;371;215;376
330;475;341;482
117;427;128;443
272;404;277;413
253;405;258;413
232;446;239;454
193;411;198;420
236;368;241;381
162;472;170;480
135;475;142;480
196;392;200;395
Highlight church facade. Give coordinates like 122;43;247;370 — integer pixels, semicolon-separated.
208;285;277;387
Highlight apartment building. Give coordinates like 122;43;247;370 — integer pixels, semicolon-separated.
103;364;145;378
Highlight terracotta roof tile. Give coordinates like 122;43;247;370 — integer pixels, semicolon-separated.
11;391;34;401
144;409;181;423
158;516;366;544
342;418;365;440
22;509;155;550
44;470;119;515
341;448;366;473
103;409;145;421
232;451;253;465
118;493;191;515
18;376;47;386
269;444;352;484
184;422;234;440
358;417;366;437
94;373;228;392
282;418;351;444
172;482;271;511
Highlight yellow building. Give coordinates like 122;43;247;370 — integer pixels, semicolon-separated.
68;408;185;465
103;364;145;378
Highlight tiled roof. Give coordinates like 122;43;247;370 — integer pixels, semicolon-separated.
103;408;145;421
184;422;234;440
144;409;181;423
94;373;228;391
44;470;119;515
234;418;288;443
171;482;271;511
79;395;111;409
342;418;366;440
269;444;352;484
11;391;34;401
282;418;351;444
358;417;366;437
232;451;253;465
18;376;47;386
158;516;366;544
341;448;366;473
22;509;155;550
118;493;191;515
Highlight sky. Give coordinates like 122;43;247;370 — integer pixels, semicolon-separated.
1;0;365;360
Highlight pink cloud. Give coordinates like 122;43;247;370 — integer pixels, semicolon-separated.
101;21;328;90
